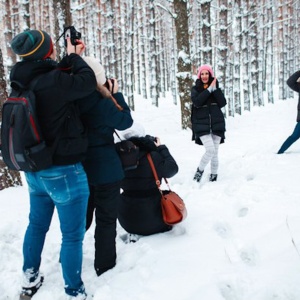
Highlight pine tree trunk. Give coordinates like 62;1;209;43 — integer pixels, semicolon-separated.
233;0;242;115
149;0;159;106
173;0;194;129
200;1;212;63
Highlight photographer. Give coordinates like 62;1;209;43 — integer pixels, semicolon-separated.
9;29;96;299
117;123;179;242
78;56;133;276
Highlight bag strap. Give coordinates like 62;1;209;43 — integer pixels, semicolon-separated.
110;94;124;111
146;153;171;193
114;130;122;142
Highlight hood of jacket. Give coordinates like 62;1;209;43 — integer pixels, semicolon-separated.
10;59;57;87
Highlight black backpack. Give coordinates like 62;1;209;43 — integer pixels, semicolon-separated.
1;77;54;172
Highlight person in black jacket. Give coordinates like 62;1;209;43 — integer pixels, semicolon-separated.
117;123;179;241
277;71;300;154
77;57;133;276
10;30;96;299
191;64;227;183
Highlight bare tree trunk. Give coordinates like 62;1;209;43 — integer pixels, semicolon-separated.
216;0;229;117
53;0;72;60
264;0;274;104
249;1;260;106
227;1;234;117
233;0;242;115
242;1;251;111
173;0;194;129
4;0;16;66
114;0;124;91
149;0;159;106
125;0;135;109
287;2;294;99
200;1;212;63
139;0;148;100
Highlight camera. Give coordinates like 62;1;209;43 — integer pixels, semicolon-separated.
104;78;115;90
145;135;157;142
64;26;81;47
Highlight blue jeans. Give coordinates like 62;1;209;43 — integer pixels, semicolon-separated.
278;122;300;154
24;163;89;297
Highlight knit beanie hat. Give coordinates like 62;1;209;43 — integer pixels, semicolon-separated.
11;30;53;61
82;56;106;86
197;64;214;78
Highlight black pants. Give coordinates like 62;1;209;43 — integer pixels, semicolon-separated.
86;181;121;276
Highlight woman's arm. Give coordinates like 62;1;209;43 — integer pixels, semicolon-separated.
287;71;300;92
191;86;211;107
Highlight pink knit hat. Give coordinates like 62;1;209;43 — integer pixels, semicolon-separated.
197;64;214;78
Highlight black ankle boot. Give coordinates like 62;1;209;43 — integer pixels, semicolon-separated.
209;174;218;182
193;168;204;182
20;275;44;300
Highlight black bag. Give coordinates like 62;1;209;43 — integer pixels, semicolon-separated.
115;140;139;171
0;78;54;172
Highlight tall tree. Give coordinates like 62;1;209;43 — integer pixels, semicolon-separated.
216;0;229;118
173;0;194;129
242;1;251;111
233;0;242;114
249;1;261;106
149;0;159;106
53;0;72;60
200;0;212;63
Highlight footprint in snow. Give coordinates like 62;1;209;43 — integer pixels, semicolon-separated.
239;247;259;266
214;222;232;239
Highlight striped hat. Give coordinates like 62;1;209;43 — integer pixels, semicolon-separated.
11;30;53;61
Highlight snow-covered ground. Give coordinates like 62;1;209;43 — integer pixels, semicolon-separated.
1;94;300;300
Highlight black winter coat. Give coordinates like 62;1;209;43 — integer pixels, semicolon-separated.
9;54;97;165
286;70;300;122
118;137;178;235
78;91;133;185
191;78;227;145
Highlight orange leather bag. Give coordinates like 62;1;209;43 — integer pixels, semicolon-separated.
147;154;187;225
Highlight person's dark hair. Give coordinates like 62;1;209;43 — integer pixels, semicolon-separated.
128;136;157;152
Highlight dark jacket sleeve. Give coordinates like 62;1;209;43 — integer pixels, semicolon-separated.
55;53;97;102
103;93;133;130
191;87;211;107
212;88;227;108
287;71;300;93
154;145;179;179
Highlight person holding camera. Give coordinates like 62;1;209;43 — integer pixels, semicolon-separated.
277;70;300;154
9;29;97;299
77;57;133;276
191;64;227;183
117;122;179;242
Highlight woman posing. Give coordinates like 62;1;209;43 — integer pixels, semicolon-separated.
191;64;227;182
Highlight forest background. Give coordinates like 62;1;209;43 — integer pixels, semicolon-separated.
0;0;299;189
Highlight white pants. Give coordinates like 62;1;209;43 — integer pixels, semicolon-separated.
198;134;221;174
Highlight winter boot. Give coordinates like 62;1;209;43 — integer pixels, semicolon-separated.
209;174;218;182
19;275;44;300
193;168;204;182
